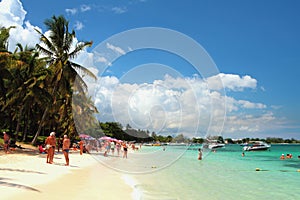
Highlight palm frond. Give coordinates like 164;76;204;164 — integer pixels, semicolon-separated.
70;61;97;81
69;41;92;60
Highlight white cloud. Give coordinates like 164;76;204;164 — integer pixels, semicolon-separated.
74;21;84;30
81;5;91;12
65;8;77;15
0;0;26;27
86;74;276;138
111;6;128;14
237;100;266;109
0;0;41;51
106;43;126;55
207;73;257;91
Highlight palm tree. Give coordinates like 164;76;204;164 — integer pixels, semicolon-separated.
5;44;51;141
0;26;15;52
32;15;97;144
0;26;15;103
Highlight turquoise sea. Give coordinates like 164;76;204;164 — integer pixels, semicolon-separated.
118;144;300;200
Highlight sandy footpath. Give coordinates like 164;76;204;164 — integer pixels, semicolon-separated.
0;149;134;200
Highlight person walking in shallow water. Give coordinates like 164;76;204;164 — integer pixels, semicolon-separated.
62;135;70;166
198;148;202;160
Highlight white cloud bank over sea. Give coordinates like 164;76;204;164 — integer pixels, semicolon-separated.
1;0;287;139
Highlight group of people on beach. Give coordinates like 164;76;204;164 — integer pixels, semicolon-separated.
103;140;130;158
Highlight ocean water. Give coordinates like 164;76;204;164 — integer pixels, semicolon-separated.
125;144;300;200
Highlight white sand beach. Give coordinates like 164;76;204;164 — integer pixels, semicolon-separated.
0;148;134;200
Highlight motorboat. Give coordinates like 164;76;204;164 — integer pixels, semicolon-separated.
208;143;225;149
203;140;225;149
243;141;271;151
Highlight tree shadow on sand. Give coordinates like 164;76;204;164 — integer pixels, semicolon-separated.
0;178;40;192
0;168;46;174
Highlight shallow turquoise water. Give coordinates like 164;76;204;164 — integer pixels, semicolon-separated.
132;144;300;200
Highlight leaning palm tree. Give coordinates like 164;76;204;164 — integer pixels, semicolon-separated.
31;15;97;144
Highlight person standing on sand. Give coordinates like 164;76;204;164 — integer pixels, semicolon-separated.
122;142;128;159
57;137;63;152
45;132;56;164
78;140;84;155
63;135;70;166
110;141;115;155
3;132;10;154
116;142;121;156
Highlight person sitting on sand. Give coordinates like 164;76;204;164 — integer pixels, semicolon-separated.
62;135;70;166
38;144;46;154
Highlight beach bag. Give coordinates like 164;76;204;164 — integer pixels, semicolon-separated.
46;144;51;150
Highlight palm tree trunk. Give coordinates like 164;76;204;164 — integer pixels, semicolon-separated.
15;107;22;140
22;108;29;142
31;68;62;145
31;106;49;145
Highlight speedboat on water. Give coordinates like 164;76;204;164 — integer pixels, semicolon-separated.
243;141;271;151
208;143;225;149
203;140;225;149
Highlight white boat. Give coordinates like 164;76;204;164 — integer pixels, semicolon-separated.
208;143;225;149
203;140;225;149
168;142;187;146
243;141;271;151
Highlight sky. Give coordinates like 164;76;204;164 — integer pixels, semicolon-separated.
1;0;299;139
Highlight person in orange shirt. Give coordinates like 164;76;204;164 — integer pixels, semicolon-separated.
78;140;84;155
63;135;71;166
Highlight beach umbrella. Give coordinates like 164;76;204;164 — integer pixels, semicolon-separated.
79;134;92;139
99;136;112;140
111;138;122;143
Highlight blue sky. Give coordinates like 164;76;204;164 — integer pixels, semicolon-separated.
1;0;300;139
